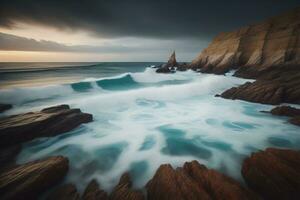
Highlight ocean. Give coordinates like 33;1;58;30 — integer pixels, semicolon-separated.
0;62;299;192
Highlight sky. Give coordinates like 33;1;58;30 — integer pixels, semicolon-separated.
0;0;299;62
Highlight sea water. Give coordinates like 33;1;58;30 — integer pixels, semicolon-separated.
0;62;299;192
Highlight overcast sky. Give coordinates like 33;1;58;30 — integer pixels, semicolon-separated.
0;0;299;62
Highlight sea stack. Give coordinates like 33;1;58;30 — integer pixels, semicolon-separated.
156;51;179;73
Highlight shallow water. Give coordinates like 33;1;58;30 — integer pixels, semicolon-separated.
0;63;299;192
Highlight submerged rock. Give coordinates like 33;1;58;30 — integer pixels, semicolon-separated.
0;103;12;113
46;184;80;200
0;104;93;147
110;173;144;200
146;160;259;200
242;148;300;200
0;156;69;200
82;179;108;200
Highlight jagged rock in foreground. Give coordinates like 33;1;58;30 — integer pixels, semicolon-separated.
269;106;300;126
146;160;259;200
46;184;80;200
82;179;108;200
0;156;69;200
190;7;300;74
0;103;12;113
242;148;300;200
110;173;144;200
0;145;21;171
0;104;93;148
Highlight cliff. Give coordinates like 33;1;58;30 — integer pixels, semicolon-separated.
190;7;300;75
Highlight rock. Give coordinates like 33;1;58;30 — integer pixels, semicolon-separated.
270;106;300;117
82;179;108;200
0;156;69;200
0;103;12;113
46;184;80;200
190;7;300;74
110;173;144;200
242;148;300;200
146;160;259;200
156;51;179;73
289;116;300;126
220;80;284;105
0;104;93;148
166;51;177;67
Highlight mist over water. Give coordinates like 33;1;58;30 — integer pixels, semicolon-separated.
1;63;300;192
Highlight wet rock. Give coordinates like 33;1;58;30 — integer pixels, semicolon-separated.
221;80;284;105
110;173;144;200
0;104;93;147
146;160;259;200
289;116;300;126
0;156;69;200
270;106;300;117
46;184;80;200
0;103;12;113
156;51;179;73
82;179;108;200
242;148;300;200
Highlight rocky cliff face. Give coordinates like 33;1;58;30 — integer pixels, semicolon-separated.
190;7;300;74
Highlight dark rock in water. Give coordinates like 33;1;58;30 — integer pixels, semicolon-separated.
242;148;300;200
268;106;300;126
110;173;144;200
0;156;69;200
0;103;12;113
0;104;93;148
221;80;284;105
289;116;300;126
156;51;179;73
156;66;171;73
0;145;21;172
46;184;80;200
146;160;258;200
166;51;177;68
270;106;300;117
82;179;108;200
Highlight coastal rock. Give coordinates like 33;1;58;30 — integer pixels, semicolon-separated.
220;80;284;105
270;106;300;117
0;156;69;200
289;116;300;126
190;7;300;74
242;148;300;200
82;179;108;200
146;160;258;200
0;103;12;113
0;104;93;147
156;51;178;73
110;173;144;200
46;184;80;200
0;145;21;171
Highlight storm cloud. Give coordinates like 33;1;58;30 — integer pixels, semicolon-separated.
0;0;299;39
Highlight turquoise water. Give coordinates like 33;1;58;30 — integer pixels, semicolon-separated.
0;62;299;192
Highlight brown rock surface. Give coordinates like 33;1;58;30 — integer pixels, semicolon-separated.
0;104;93;148
242;148;300;200
0;156;69;200
46;184;80;200
110;173;144;200
82;179;108;200
156;51;179;73
270;106;300;117
190;7;300;74
220;80;284;105
146;160;258;200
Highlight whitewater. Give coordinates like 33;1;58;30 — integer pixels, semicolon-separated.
0;64;299;192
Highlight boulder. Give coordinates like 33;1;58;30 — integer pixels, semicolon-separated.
242;148;300;200
0;103;12;113
82;179;108;200
110;173;144;200
0;156;69;200
0;105;93;147
146;160;259;200
156;51;179;73
46;184;80;200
